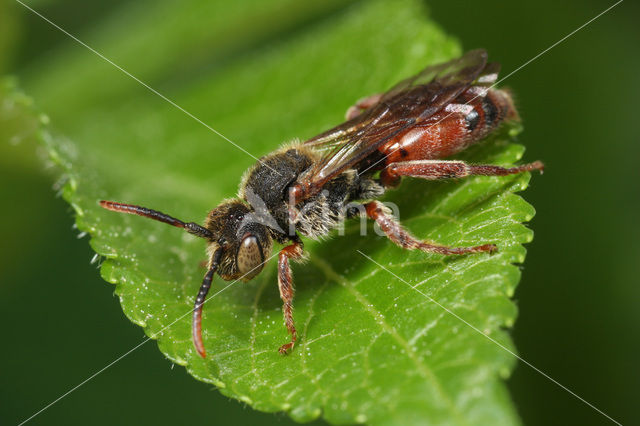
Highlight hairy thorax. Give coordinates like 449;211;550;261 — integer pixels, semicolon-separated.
239;144;383;241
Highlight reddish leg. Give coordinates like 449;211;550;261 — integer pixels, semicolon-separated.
277;240;304;354
345;93;383;120
365;201;497;255
380;159;544;187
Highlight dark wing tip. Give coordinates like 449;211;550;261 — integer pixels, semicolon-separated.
465;48;488;60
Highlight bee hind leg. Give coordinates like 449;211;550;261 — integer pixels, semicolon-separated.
345;93;383;120
364;201;496;255
380;160;544;187
277;239;304;354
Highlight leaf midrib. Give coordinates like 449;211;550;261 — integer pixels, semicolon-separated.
310;254;467;424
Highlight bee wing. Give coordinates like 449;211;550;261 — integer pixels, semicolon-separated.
300;49;490;197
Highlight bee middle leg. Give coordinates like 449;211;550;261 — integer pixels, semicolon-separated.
345;93;383;120
364;200;496;255
277;239;304;354
380;159;544;187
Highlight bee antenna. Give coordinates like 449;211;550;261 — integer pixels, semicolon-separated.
193;247;223;358
99;200;213;239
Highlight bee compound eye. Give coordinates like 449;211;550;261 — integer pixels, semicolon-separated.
236;235;265;279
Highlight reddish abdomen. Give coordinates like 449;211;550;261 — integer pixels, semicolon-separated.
379;88;518;165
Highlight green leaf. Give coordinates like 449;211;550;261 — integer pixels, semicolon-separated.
14;0;537;424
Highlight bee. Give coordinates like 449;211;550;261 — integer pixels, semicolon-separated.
101;49;543;358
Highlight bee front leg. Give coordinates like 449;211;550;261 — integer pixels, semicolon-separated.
345;93;383;120
364;201;496;255
277;239;304;354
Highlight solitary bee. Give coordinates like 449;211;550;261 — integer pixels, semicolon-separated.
101;49;543;358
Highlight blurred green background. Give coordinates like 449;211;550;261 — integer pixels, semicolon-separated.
1;0;638;425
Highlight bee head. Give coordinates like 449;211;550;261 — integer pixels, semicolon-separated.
205;199;273;282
